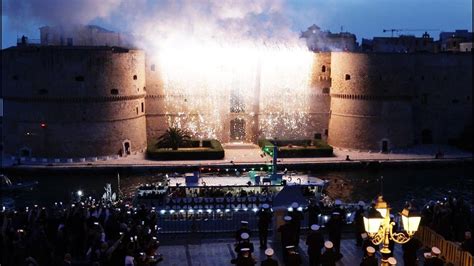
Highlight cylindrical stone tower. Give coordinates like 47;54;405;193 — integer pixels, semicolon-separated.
2;46;147;158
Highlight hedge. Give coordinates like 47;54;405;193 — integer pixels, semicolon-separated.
257;139;333;158
147;139;225;160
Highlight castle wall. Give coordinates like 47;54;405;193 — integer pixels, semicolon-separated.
308;52;331;139
412;53;472;144
328;52;416;151
2;46;147;158
144;57;168;142
328;52;472;151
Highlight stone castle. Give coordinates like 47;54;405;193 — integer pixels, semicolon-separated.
1;26;472;159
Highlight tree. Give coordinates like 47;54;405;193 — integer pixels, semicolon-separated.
156;127;191;150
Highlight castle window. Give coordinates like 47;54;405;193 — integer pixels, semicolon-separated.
151;64;155;71
141;102;144;113
345;74;351;80
324;129;328;136
322;88;330;94
133;75;137;80
38;89;48;95
12;75;19;80
110;89;119;95
143;87;146;91
321;65;326;73
136;107;139;115
75;76;84;82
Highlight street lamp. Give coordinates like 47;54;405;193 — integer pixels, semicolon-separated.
364;196;421;266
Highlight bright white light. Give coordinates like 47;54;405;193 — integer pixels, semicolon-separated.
149;39;313;140
297;207;303;211
225;209;230;212
77;190;83;196
160;210;166;214
252;208;258;212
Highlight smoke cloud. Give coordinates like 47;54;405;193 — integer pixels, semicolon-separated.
3;0;309;46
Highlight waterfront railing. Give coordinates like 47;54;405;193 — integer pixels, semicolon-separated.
415;226;473;266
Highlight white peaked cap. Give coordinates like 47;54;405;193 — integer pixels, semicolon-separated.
125;256;134;264
284;216;292;221
291;202;299;208
241;248;250;252
262;204;270;209
311;224;320;231
431;246;441;255
366;246;375;254
241;221;249;224
241;232;249;240
285;245;295;249
387;257;397;265
324;241;333;249
265;248;274;256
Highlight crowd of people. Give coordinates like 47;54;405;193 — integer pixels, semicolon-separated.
1;200;163;266
231;196;472;266
1;192;472;266
420;195;473;255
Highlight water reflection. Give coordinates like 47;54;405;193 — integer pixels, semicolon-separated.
3;165;472;210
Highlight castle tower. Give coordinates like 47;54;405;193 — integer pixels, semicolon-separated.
328;52;415;151
2;46;147;158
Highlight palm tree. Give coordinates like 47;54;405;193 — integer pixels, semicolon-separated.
156;127;191;150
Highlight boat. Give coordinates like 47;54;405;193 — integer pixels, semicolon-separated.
0;174;39;193
133;171;329;210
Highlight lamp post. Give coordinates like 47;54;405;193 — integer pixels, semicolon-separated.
364;196;421;266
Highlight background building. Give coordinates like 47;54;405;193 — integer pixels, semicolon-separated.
300;24;357;52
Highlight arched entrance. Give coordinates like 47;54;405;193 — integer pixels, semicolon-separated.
122;140;131;156
380;139;390;153
421;129;433;144
230;118;246;141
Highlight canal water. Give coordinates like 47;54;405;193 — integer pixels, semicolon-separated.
2;164;472;210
